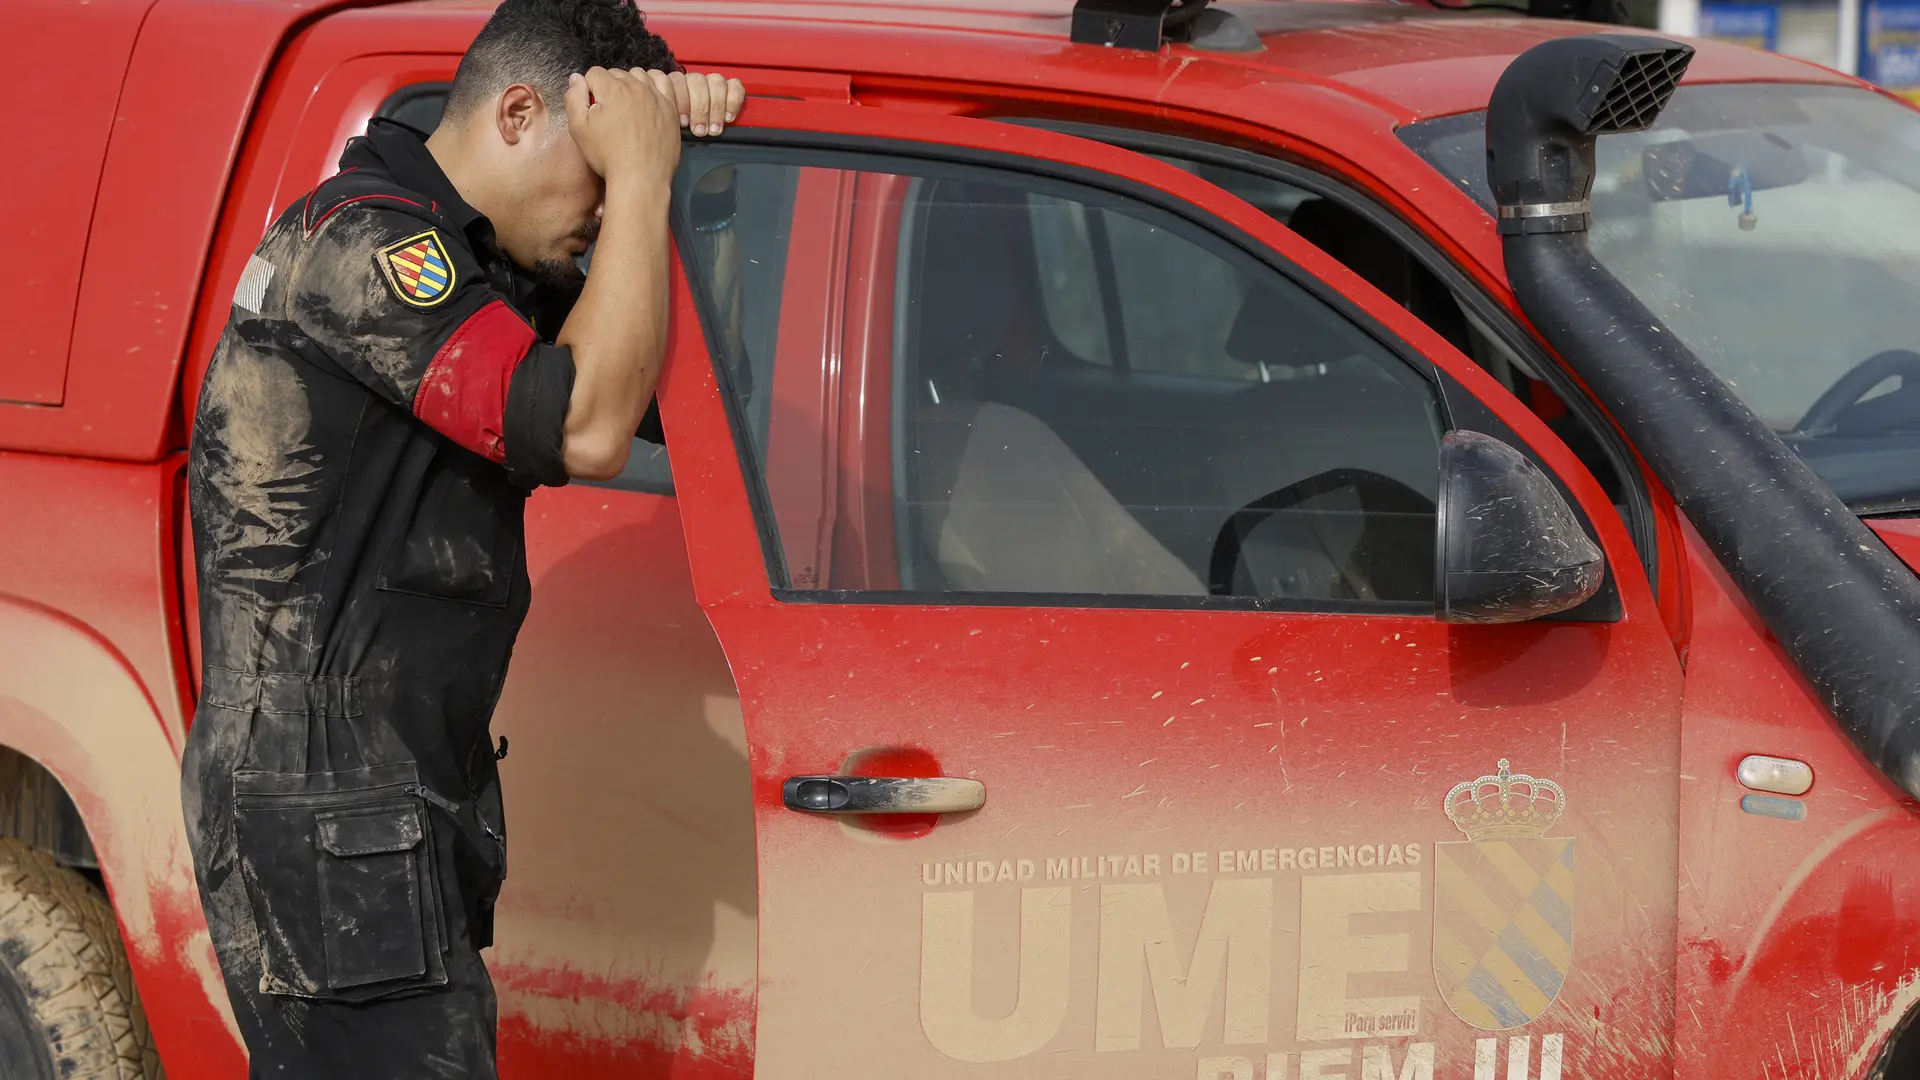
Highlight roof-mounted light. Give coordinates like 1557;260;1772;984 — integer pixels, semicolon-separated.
1069;0;1260;53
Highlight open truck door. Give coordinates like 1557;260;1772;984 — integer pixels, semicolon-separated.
655;102;1685;1080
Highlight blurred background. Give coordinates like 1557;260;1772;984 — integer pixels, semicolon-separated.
1653;0;1920;98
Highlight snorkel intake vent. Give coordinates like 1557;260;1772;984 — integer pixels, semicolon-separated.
1488;37;1692;236
1490;35;1920;801
1582;46;1689;133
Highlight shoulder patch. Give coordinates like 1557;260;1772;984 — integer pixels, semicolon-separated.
376;230;457;308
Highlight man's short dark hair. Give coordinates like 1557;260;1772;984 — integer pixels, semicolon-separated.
444;0;678;126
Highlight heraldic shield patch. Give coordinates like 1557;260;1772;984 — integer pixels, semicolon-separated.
378;230;456;307
1434;759;1574;1030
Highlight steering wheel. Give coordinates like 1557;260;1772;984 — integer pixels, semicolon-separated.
1794;349;1920;435
1207;468;1435;600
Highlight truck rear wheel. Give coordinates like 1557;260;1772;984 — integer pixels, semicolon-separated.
0;838;162;1079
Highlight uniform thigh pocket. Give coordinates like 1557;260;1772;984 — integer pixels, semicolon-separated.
316;804;428;989
233;764;449;1003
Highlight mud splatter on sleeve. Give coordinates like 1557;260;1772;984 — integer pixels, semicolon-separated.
286;206;571;483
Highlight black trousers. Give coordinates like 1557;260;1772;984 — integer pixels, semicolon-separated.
181;675;506;1080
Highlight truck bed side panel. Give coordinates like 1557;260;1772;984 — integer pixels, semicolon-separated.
0;0;375;462
0;450;243;1075
0;0;155;406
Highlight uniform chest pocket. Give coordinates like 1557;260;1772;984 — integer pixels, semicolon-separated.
378;448;525;608
232;764;450;1003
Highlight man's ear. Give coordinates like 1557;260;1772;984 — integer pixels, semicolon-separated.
495;83;542;147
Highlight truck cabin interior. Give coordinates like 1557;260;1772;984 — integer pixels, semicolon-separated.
900;175;1443;601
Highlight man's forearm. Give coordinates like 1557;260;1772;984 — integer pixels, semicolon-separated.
556;176;672;479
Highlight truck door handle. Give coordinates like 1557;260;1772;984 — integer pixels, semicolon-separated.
782;775;986;815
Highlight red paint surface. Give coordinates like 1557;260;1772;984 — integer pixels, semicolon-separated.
0;458;232;1074
1671;515;1920;1079
1868;516;1920;571
831;171;910;590
140;876;252;1079
495;965;755;1080
0;453;190;748
761;166;853;589
1;0;386;459
0;0;152;404
497;1015;752;1080
490;481;758;1078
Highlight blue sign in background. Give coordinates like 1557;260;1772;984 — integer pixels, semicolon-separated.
1866;0;1920;96
1689;0;1920;102
1701;1;1781;50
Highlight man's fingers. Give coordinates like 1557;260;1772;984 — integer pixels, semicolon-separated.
701;73;730;133
565;71;592;124
686;72;713;135
595;66;737;140
665;70;693;127
669;71;742;135
581;65;619;105
724;78;746;123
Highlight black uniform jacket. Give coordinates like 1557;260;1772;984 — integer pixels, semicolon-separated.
187;118;578;801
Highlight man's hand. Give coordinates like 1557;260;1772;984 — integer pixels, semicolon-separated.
640;70;747;136
553;66;681;480
564;66;682;184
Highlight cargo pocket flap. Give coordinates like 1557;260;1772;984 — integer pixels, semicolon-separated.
316;805;423;857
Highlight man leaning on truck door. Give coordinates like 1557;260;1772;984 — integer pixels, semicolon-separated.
180;1;744;1075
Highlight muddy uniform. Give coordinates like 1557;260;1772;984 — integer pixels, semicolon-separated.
182;118;579;1079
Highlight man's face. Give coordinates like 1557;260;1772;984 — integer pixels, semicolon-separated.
490;99;602;290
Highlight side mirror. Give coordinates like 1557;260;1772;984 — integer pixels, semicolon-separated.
1435;430;1604;623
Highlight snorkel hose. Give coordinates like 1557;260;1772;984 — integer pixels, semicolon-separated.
1490;34;1920;799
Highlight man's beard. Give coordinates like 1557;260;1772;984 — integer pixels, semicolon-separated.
531;256;586;292
531;219;599;292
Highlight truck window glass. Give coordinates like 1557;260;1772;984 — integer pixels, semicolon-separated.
1028;193;1253;381
1144;153;1631;516
677;147;1450;609
1402;84;1920;515
376;82;452;136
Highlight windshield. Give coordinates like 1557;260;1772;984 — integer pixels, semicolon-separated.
1401;84;1920;514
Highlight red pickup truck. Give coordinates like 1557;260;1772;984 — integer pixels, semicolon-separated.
10;0;1920;1077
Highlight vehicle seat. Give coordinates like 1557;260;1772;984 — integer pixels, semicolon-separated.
1205;282;1442;600
1213;284;1442;496
905;180;1203;595
911;400;1207;595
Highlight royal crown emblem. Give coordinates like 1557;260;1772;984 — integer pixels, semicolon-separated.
1433;759;1575;1029
1443;759;1565;840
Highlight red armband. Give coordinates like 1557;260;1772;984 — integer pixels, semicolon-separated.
413;300;537;462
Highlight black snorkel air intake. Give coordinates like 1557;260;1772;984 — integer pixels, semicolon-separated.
1490;35;1920;800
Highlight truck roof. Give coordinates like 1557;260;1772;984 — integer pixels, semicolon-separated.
5;0;1862;463
410;0;1855;123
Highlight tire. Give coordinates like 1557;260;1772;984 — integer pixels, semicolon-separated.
0;838;163;1079
1873;1000;1920;1080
